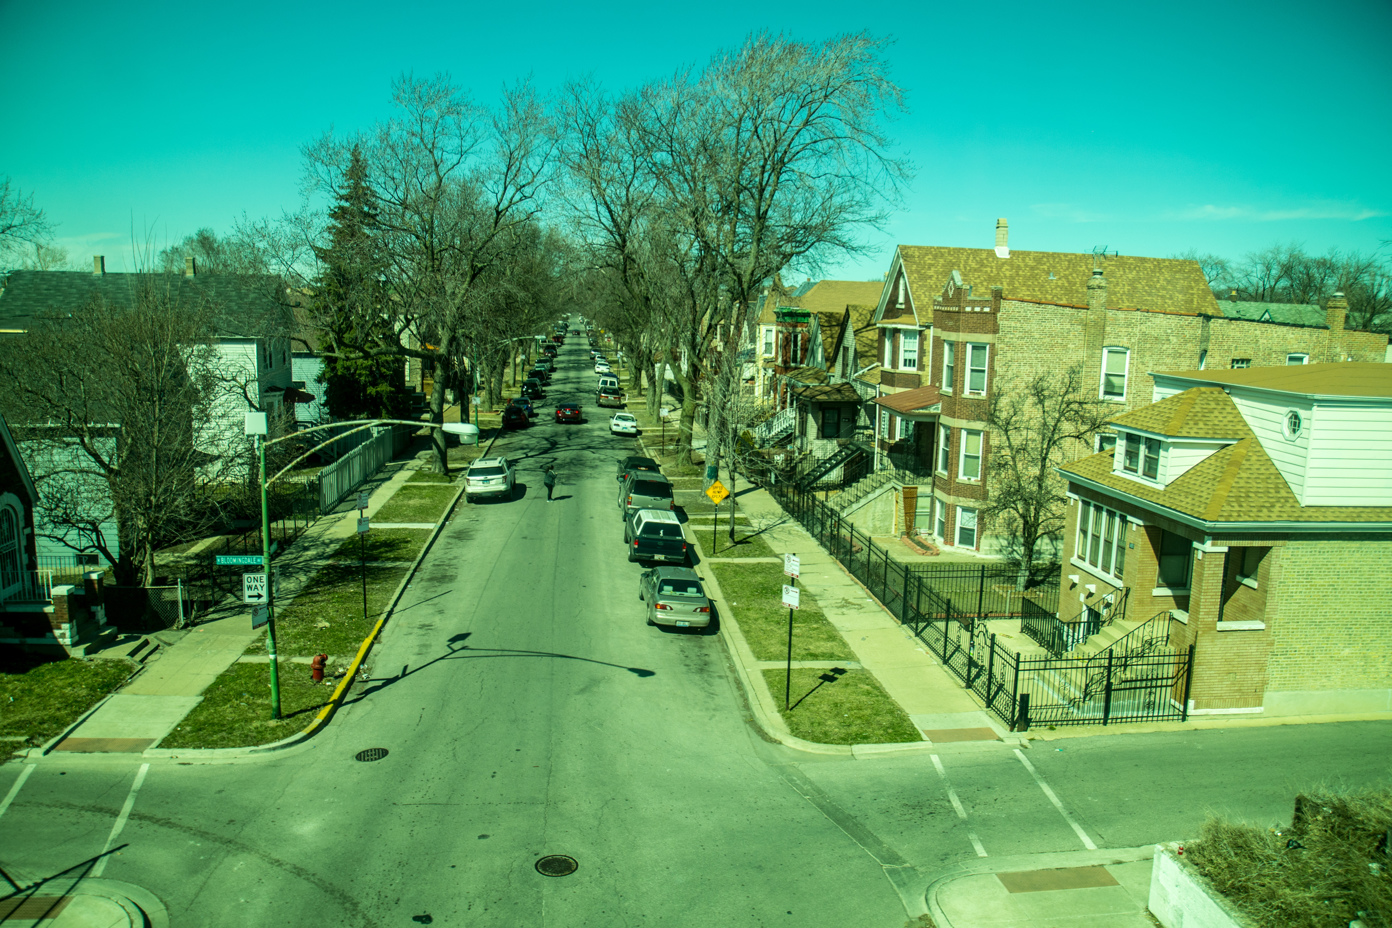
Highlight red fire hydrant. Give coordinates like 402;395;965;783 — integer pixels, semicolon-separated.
310;654;328;683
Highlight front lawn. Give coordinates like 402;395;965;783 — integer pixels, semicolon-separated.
762;668;920;745
327;529;432;565
0;658;136;753
158;661;330;749
248;562;410;658
372;485;458;523
702;531;776;559
707;561;854;661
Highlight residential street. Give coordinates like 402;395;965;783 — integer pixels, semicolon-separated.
2;343;1390;927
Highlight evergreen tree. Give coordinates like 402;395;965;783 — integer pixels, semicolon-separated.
312;146;412;421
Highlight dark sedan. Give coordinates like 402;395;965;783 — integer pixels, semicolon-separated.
507;397;538;418
502;406;530;429
555;403;583;424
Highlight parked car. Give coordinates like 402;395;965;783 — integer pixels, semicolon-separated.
618;471;674;518
638;566;711;628
597;386;625;408
522;378;546;401
610;412;638;435
598;373;619;392
542;345;558;358
529;366;552;384
501;406;530;430
555;403;583;424
594;359;611;374
625;509;688;565
465;457;516;503
535;356;555;372
507;396;537;418
615;455;660;483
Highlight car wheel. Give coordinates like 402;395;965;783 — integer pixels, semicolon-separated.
646;608;655;627
466;495;474;504
627;548;637;562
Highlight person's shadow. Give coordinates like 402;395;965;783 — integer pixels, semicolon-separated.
550;494;574;502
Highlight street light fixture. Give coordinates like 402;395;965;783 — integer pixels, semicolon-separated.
244;414;477;719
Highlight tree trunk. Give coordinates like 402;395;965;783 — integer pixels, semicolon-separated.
428;357;449;474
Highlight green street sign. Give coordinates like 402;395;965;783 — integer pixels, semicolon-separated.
216;555;264;566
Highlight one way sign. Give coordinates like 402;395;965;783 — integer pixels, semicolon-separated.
242;572;269;605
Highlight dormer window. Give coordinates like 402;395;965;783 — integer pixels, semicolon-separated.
1120;433;1161;480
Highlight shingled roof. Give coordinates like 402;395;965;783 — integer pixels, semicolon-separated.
1063;387;1392;526
894;246;1218;316
1216;300;1324;327
1151;363;1392;399
0;270;291;338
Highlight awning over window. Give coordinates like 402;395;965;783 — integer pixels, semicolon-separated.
872;384;942;420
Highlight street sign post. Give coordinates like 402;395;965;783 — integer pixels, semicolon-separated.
357;489;371;511
242;572;269;605
782;567;799;710
357;517;370;534
784;553;800;579
216;554;263;567
356;516;370;625
251;605;270;629
705;480;729;553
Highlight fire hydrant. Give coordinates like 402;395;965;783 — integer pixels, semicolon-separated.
310;653;328;683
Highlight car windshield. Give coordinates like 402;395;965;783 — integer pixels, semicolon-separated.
631;480;669;496
469;466;505;477
658;579;701;595
641;524;683;539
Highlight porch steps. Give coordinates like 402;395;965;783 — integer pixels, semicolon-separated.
797;443;865;489
828;470;895;512
1064;615;1150;660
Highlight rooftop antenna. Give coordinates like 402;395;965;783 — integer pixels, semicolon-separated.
1091;245;1111;271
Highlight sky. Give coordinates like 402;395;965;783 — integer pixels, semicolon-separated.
3;0;1390;281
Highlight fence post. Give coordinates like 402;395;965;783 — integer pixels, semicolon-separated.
1015;691;1030;732
976;564;986;620
901;563;911;625
986;633;996;702
1180;643;1196;721
942;599;951;663
1102;650;1115;725
1010;651;1021;728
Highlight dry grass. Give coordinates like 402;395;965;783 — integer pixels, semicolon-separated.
708;561;854;661
247;562;409;658
1186;787;1392;928
372;485;458;523
158;661;330;749
762;668;919;745
0;657;136;752
327;529;432;565
703;532;777;559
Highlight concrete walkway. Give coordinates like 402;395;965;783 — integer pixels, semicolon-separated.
48;459;426;753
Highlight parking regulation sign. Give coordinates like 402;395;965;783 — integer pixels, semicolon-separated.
782;584;800;610
242;572;269;605
783;553;800;579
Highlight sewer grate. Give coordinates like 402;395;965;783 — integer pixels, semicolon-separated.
535;855;578;877
354;748;389;762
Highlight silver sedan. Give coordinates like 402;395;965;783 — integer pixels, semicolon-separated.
638;566;711;628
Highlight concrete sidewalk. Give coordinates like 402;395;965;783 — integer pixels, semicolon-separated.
45;458;427;754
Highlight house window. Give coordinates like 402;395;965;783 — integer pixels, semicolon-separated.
895;278;905;309
762;328;774;357
1235;546;1266;586
878;407;890;439
1157;531;1193;589
1142;437;1160;480
966;343;988;395
959;429;982;480
1096;433;1117;454
935;498;947;540
942;341;955;391
1101;347;1129;399
841;345;851;378
899;330;918;370
1286;353;1308;365
956;507;977;548
1198;349;1207;370
1075;499;1127;580
882;330;894;368
1231;358;1251;369
937;425;951;474
0;506;19;592
821;407;842;439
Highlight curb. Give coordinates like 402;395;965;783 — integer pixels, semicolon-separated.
139;478;467;760
921;845;1156;928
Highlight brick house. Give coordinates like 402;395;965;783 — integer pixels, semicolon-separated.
1056;363;1392;717
862;218;1389;555
0;410;40;607
0;257;300;563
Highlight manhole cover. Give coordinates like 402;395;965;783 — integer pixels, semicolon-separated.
535;855;578;877
354;748;389;762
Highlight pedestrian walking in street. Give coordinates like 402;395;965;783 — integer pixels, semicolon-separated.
543;464;557;501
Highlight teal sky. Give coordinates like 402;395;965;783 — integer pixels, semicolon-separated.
3;0;1389;280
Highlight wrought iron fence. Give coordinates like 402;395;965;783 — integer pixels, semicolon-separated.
760;475;1193;729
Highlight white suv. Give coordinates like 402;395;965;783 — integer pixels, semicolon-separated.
465;457;516;503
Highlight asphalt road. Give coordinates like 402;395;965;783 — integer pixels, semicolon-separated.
2;336;1390;927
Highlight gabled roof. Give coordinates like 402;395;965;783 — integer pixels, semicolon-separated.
0;411;38;505
1151;362;1392;399
1109;388;1252;439
782;366;828;386
791;382;862;403
0;270;291;338
1216;300;1324;327
889;246;1217;319
1062;387;1392;527
760;279;886;323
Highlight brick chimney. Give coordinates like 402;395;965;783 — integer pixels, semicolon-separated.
1326;290;1347;332
93;255;105;276
1085;268;1108;354
185;256;197;277
994;218;1009;258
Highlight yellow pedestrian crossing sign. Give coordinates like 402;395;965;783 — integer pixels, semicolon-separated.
705;480;729;505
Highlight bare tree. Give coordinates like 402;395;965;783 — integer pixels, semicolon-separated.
0;177;52;263
984;366;1115;585
156;227;266;275
0;280;250;585
1172;249;1232;294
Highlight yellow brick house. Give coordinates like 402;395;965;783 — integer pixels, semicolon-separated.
1056;363;1392;717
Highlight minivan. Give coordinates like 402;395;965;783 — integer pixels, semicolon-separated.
598;373;619;391
618;471;674;518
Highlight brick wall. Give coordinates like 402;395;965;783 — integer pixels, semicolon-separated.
1185;545;1274;710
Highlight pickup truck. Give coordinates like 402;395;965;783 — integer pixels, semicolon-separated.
624;509;688;565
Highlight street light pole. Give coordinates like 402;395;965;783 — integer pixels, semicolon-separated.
258;433;282;719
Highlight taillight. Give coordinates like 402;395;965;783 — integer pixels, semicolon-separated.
669;501;674;510
633;540;639;547
697;606;710;613
627;495;632;505
655;603;672;610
